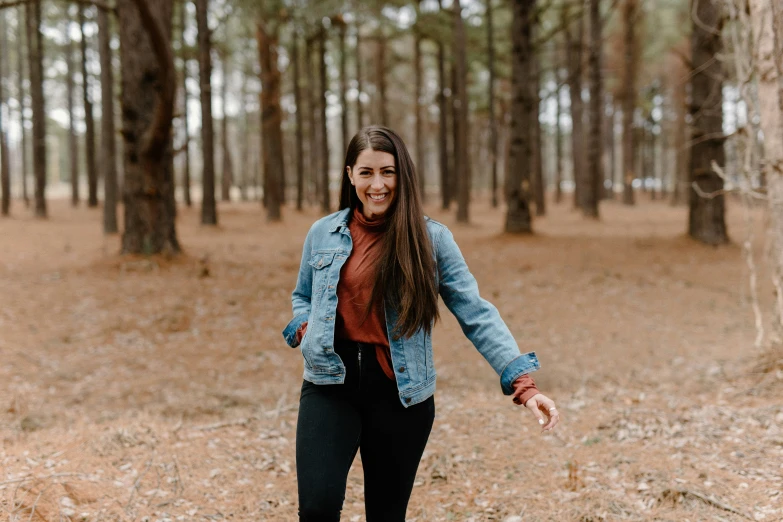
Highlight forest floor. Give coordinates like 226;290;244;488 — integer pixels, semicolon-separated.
1;195;782;522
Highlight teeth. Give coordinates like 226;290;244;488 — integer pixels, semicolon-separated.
369;194;387;200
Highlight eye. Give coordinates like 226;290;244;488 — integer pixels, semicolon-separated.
383;170;396;176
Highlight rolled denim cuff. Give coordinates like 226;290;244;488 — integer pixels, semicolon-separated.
282;312;309;348
499;352;540;395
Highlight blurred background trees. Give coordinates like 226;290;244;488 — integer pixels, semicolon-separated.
0;0;779;251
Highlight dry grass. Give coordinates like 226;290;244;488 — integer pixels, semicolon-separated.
1;197;782;521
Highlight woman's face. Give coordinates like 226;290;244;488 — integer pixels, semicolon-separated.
347;149;398;220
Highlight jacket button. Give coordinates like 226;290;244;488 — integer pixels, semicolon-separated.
405;397;411;404
398;366;405;373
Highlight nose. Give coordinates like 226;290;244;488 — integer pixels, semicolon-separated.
371;173;384;190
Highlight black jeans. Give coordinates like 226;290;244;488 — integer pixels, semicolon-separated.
296;341;435;522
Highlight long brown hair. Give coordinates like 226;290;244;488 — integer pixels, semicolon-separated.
339;126;439;339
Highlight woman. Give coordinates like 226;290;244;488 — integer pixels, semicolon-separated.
283;126;559;521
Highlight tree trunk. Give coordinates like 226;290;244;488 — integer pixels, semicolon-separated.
16;6;29;208
64;13;79;208
583;0;602;217
749;0;783;330
377;29;388;126
449;48;460;210
293;31;304;211
437;0;451;210
220;50;233;202
338;19;349;156
179;0;192;207
604;97;615;199
98;7;118;233
195;0;217;225
414;9;425;200
453;0;470;223
255;19;285;222
0;11;9;216
555;71;563;204
79;5;98;207
26;0;46;218
531;27;545;216
621;0;637;205
307;35;319;205
238;59;249;202
670;70;688;205
118;0;179;254
505;0;534;234
688;0;727;245
487;0;498;208
356;28;364;129
318;28;330;213
564;5;586;211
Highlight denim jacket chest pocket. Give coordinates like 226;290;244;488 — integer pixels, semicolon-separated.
308;251;337;306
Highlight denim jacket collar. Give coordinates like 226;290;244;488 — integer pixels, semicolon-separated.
326;208;352;234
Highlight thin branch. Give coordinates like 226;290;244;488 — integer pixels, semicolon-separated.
662;489;753;520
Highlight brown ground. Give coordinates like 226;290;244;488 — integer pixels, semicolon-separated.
1;197;782;522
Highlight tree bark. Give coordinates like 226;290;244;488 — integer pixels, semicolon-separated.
356;28;363;129
318;27;329;213
98;5;117;233
118;0;179;254
195;0;217;225
377;29;388;126
453;0;470;223
64;12;79;208
487;0;498;208
437;0;450;210
670;70;688;205
621;0;636;205
79;5;98;207
307;35;319;205
555;69;563;204
238;57;249;202
531;26;545;216
414;1;425;201
17;5;28;208
255;19;285;221
293;30;304;211
338;18;349;156
749;0;783;328
688;0;727;245
564;5;586;211
0;10;9;216
600;96;617;199
583;0;602;217
220;50;233;202
26;0;46;217
505;0;534;233
179;0;191;207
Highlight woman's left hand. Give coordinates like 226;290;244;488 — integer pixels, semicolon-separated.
524;393;560;432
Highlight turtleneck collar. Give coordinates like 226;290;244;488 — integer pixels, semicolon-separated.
352;206;388;231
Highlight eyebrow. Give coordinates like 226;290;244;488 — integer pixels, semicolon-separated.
357;165;396;170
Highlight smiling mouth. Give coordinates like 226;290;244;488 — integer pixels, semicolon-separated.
368;194;389;201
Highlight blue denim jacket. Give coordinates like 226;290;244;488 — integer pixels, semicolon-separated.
282;208;540;407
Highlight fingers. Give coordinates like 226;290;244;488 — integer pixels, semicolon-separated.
538;396;560;432
524;396;547;427
525;394;561;432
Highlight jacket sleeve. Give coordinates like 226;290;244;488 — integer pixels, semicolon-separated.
434;226;539;395
282;227;314;348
